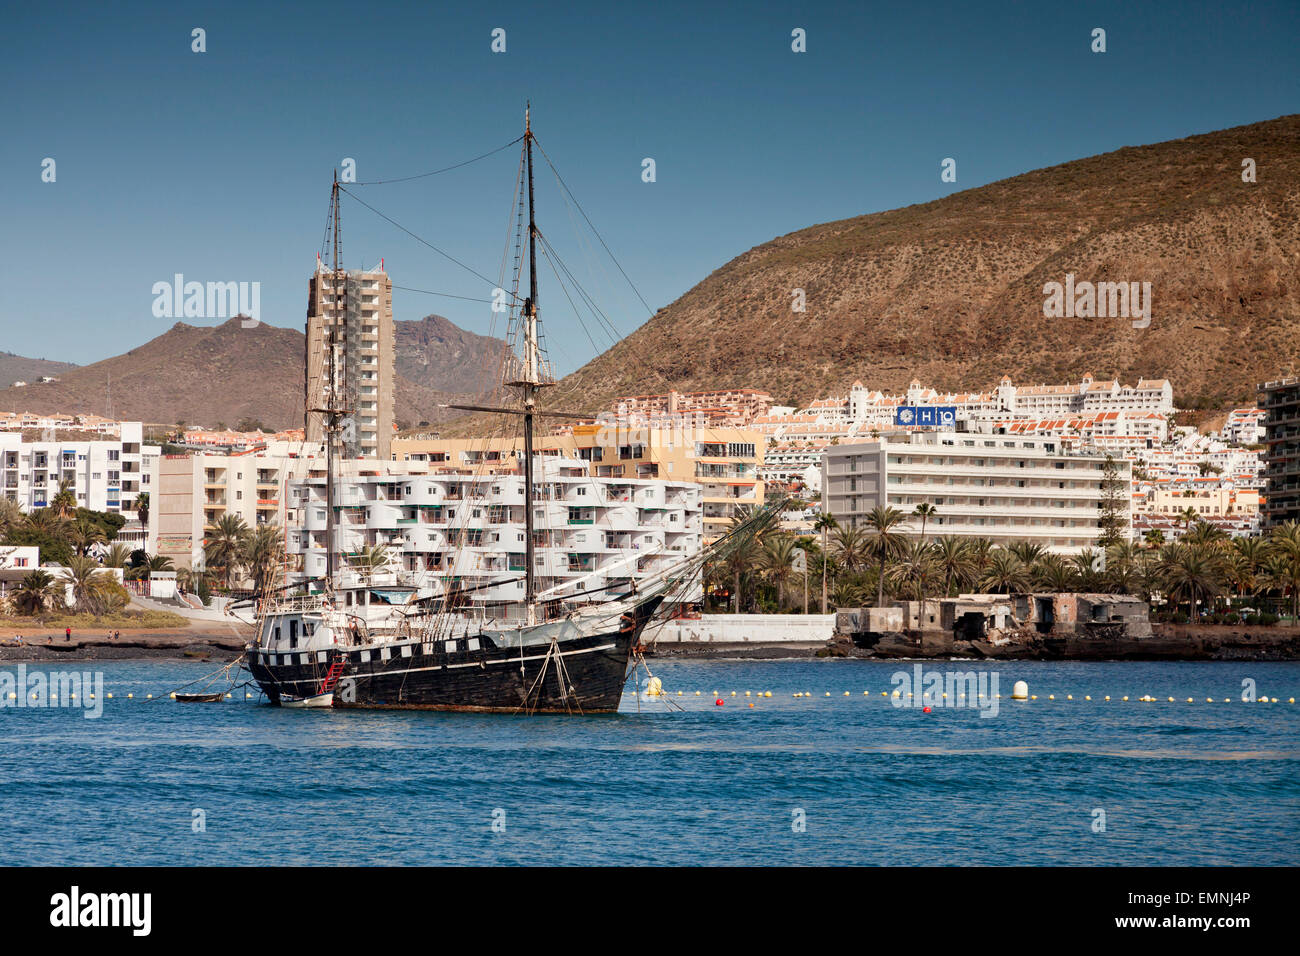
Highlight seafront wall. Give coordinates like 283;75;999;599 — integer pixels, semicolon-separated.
647;614;835;646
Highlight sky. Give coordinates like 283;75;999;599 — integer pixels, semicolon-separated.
1;0;1297;376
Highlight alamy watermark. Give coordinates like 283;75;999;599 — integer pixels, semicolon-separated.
1;665;104;718
890;664;1000;717
152;273;260;327
1043;273;1151;329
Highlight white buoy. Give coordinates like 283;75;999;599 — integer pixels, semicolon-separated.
1011;680;1029;700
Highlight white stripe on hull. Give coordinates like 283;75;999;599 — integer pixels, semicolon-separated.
260;642;620;688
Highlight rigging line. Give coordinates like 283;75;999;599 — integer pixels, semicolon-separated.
532;134;656;318
535;232;626;350
337;185;523;302
391;284;498;304
352;136;525;185
536;240;603;362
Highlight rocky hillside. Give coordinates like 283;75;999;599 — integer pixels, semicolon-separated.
0;316;505;429
0;352;77;389
542;114;1300;415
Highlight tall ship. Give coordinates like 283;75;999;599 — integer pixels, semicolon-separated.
241;108;773;713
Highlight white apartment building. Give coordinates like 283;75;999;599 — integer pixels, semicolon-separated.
156;448;325;569
822;431;1132;553
0;422;159;552
286;457;704;607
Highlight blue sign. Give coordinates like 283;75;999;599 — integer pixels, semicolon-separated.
894;405;957;427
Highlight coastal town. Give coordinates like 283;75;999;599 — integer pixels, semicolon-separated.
1;265;1297;660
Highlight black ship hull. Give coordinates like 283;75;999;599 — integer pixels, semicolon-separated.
246;596;662;714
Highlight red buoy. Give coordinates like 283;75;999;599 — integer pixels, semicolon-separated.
922;706;932;713
715;698;724;706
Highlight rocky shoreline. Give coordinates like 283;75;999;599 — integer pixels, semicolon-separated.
646;624;1300;662
4;623;1297;663
0;624;248;662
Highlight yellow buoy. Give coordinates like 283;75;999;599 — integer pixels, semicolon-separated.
1011;681;1028;700
1187;697;1194;703
170;693;177;699
744;691;751;697
127;693;134;699
1084;696;1091;701
1104;696;1110;701
107;693;113;699
1121;696;1128;701
844;691;850;696
764;691;772;698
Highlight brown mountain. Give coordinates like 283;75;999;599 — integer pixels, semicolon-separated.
395;313;509;394
0;316;505;429
0;352;78;389
539;114;1300;418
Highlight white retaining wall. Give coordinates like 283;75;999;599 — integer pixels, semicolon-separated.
647;614;836;645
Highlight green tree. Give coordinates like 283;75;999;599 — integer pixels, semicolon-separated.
1097;454;1127;549
243;523;285;593
813;512;838;614
911;502;938;544
863;506;908;608
13;569;61;615
204;513;251;588
979;550;1029;594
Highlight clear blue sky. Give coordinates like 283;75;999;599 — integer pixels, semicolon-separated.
2;0;1297;375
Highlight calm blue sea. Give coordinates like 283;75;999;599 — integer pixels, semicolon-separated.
0;658;1296;866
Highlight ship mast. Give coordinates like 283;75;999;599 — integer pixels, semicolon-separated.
324;172;344;583
521;105;541;619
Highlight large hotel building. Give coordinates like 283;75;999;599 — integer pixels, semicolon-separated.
304;261;395;461
822;431;1131;553
1259;375;1300;528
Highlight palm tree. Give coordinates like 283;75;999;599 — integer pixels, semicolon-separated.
966;537;995;576
24;507;70;539
13;569;60;615
760;533;800;610
0;498;24;538
1159;545;1224;619
243;523;285;593
64;555;117;613
102;542;133;568
1008;541;1047;566
829;580;866;610
50;479;77;518
979;549;1028;594
348;544;394;573
863;505;908;608
932;535;976;597
812;513;838;613
1178;507;1199;535
68;515;107;556
1185;520;1228;550
911;503;938;544
1032;553;1078;592
134;491;150;527
889;539;938;601
1142;528;1165;549
204;513;250;588
1267;521;1300;622
830;526;869;574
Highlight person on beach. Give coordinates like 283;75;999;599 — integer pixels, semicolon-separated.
65;626;72;642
